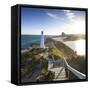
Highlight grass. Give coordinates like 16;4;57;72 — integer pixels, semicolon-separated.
49;48;64;58
21;48;49;79
67;55;85;74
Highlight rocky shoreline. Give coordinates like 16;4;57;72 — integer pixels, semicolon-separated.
21;37;85;81
21;37;76;57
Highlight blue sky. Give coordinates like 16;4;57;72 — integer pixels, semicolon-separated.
21;7;85;35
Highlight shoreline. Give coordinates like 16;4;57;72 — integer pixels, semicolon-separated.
21;36;85;57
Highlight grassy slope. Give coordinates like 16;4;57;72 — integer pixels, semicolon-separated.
46;38;85;74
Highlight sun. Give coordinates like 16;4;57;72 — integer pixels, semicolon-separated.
66;20;85;34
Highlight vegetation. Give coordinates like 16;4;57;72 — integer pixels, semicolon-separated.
21;48;55;81
44;71;55;81
63;34;85;41
67;55;86;74
21;37;86;81
49;48;64;58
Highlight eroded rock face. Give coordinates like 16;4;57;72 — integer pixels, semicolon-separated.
21;47;56;82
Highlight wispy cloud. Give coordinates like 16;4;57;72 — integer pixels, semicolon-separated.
46;11;75;23
46;12;59;19
64;10;75;22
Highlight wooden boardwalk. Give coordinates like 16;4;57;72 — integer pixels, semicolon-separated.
49;66;68;80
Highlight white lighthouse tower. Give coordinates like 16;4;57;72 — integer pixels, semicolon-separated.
40;31;45;48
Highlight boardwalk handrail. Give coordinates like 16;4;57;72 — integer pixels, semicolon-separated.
63;58;86;79
43;52;86;79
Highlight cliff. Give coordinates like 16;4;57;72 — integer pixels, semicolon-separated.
45;37;76;58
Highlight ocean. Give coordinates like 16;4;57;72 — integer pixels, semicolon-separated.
64;40;85;55
21;35;46;49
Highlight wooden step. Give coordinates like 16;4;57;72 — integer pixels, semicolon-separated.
49;66;68;80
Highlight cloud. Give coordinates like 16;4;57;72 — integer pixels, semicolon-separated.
64;10;75;22
46;12;66;22
46;12;59;19
47;11;75;22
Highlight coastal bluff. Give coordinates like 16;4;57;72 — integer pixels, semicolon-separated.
45;37;76;58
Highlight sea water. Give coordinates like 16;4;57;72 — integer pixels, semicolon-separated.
64;39;85;55
21;35;47;49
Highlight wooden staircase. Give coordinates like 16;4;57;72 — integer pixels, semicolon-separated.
49;66;68;80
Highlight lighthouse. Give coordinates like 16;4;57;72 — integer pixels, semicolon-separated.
40;31;45;48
